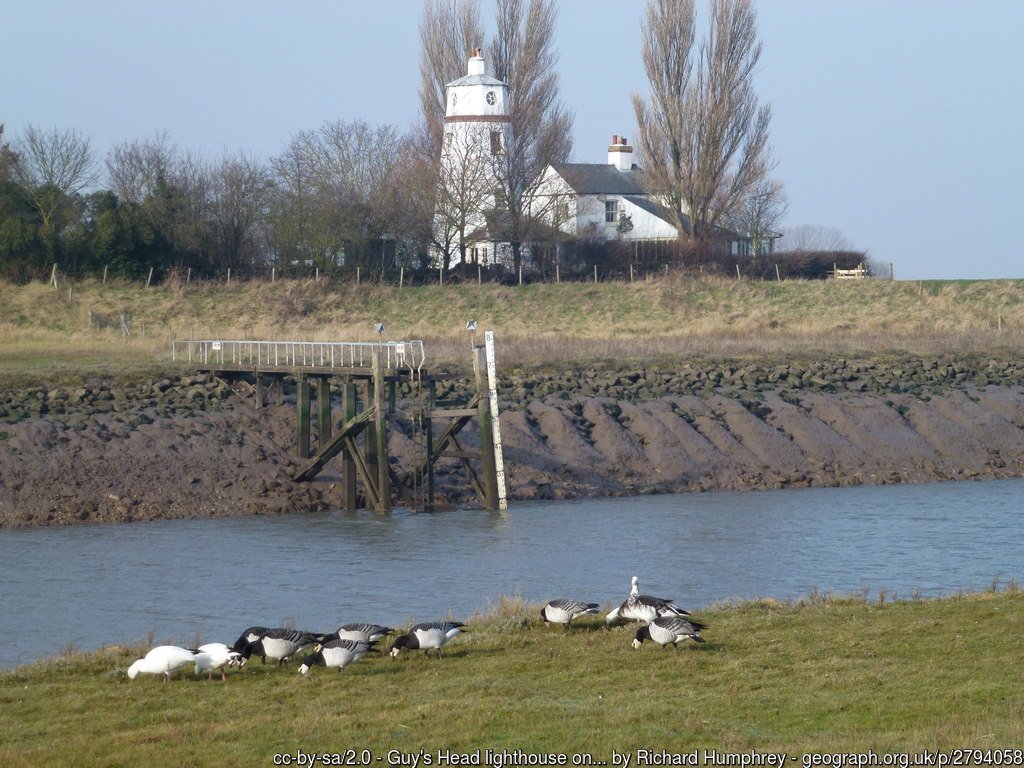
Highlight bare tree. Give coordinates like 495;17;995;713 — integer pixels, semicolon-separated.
780;224;854;252
12;125;99;250
269;120;406;274
418;0;485;154
0;124;17;182
435;125;504;268
489;0;574;271
209;152;272;270
632;0;773;244
733;177;787;254
105;132;177;205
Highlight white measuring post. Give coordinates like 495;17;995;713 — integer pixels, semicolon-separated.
483;330;507;510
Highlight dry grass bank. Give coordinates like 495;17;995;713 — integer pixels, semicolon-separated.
2;276;1022;375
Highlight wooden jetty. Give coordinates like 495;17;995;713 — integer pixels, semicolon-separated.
171;337;506;513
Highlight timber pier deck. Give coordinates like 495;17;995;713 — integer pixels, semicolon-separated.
170;338;505;514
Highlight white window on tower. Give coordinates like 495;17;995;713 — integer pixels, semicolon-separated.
605;199;619;224
490;131;504;155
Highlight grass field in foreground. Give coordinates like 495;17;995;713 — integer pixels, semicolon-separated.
2;591;1022;766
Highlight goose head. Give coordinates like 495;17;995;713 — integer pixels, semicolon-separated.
632;626;651;649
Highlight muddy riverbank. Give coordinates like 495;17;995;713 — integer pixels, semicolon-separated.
1;355;1022;527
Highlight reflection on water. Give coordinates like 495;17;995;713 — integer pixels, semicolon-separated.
1;478;1022;668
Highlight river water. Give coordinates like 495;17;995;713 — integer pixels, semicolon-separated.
1;478;1022;669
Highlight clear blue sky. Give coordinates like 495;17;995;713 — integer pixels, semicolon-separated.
3;0;1021;279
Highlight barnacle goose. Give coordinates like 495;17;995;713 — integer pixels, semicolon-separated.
329;623;394;643
232;626;271;664
540;599;600;627
389;621;465;658
632;615;707;649
127;645;197;682
298;639;375;675
606;576;690;624
238;628;324;666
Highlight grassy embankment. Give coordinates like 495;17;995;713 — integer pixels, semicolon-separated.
2;589;1023;765
1;276;1022;386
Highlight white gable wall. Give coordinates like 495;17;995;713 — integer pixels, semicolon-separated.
530;166;680;242
617;197;679;240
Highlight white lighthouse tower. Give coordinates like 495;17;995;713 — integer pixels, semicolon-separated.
435;48;512;267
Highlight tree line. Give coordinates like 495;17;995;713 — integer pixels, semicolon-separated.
1;0;860;286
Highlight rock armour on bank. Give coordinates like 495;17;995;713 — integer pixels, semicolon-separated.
1;358;1022;526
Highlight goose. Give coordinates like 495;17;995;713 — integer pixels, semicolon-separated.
238;628;324;666
329;623;394;643
606;576;690;624
540;599;600;628
389;621;465;658
127;645;197;682
193;643;242;681
298;639;375;675
632;615;707;649
232;626;271;664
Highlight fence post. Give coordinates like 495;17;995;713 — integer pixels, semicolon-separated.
889;262;894;281
630;263;634;282
478;264;482;285
439;265;444;286
775;264;781;282
272;266;275;283
186;267;191;285
227;268;231;286
357;265;361;285
594;265;598;283
518;264;522;286
50;264;58;288
556;263;560;284
103;265;108;284
399;266;404;288
147;266;154;287
735;264;741;280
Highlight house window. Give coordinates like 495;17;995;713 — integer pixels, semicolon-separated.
605;199;619;224
554;198;570;224
470;246;488;265
490;131;504;155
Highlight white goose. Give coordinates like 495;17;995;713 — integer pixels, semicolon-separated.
298;639;375;675
193;643;242;681
127;645;197;682
540;599;600;628
389;621;465;658
632;615;707;649
606;576;690;624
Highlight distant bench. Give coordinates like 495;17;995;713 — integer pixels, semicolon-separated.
832;263;867;279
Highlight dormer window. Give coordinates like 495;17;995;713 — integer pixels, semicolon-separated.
605;199;619;223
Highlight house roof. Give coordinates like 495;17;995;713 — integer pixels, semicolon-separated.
550;163;646;195
622;194;676;226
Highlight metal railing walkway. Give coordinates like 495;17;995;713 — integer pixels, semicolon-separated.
171;339;426;372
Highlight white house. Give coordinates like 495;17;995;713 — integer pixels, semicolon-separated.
531;135;780;256
531;136;675;241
